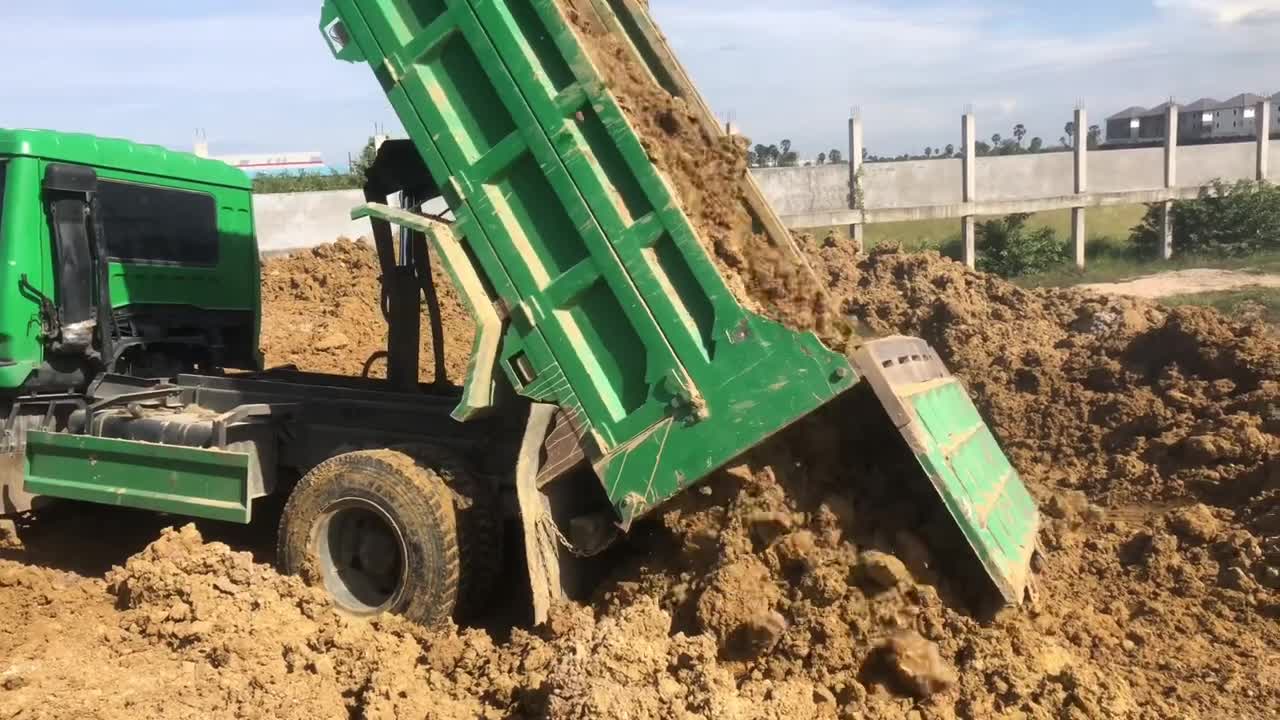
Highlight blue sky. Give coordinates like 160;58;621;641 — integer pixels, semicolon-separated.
2;0;1277;166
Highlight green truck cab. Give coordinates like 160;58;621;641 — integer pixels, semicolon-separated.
0;129;261;396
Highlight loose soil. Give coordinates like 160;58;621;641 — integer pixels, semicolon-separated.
5;244;1278;719
4;3;1280;718
259;238;475;384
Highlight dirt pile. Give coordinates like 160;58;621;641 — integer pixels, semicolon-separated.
260;238;475;383
4;238;1279;719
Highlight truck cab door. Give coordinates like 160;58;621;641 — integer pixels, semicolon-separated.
41;163;107;359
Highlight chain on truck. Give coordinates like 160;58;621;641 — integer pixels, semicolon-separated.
0;0;1040;627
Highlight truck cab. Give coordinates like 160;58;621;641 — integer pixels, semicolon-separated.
0;129;261;398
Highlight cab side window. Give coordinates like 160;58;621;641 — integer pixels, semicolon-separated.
98;181;218;266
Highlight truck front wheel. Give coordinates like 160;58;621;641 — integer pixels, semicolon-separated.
278;449;461;627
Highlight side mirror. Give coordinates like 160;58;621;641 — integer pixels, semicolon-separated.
43;163;98;193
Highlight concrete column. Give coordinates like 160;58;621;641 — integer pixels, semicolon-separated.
848;114;865;252
963;216;976;268
1162;104;1179;260
1258;100;1271;181
1073;108;1088;269
961;112;977;269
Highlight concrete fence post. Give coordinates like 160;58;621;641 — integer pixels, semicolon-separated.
1162;103;1179;260
1259;100;1272;182
961;112;977;269
848;114;865;252
1072;107;1088;269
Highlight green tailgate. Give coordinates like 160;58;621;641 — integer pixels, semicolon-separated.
853;338;1039;602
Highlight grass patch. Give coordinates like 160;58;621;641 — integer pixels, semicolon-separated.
802;205;1148;256
1015;249;1280;288
1163;286;1280;327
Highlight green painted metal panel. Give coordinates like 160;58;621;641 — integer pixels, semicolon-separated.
0;156;46;390
852;338;1039;603
24;431;253;524
0;130;262;391
0;129;252;190
322;0;859;525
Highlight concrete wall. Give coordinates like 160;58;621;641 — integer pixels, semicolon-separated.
862;159;963;208
752;164;848;216
1181;142;1255;186
249;139;1275;251
1089;147;1165;193
976;152;1073;201
253;190;372;253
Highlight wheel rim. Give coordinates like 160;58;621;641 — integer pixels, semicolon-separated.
310;498;407;615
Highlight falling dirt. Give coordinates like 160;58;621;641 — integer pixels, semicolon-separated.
555;0;851;351
4;2;1280;717
259;238;475;384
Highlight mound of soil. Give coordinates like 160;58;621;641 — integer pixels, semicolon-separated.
5;244;1277;718
260;238;475;383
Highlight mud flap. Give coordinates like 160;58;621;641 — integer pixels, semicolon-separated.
852;337;1040;604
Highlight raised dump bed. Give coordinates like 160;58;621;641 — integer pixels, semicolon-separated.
319;0;1040;603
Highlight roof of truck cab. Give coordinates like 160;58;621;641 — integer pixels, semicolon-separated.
0;128;252;190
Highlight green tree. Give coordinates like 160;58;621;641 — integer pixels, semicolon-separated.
1062;120;1076;148
753;144;770;167
816;152;827;165
1028;137;1044;153
991;133;1002;147
349;137;378;186
944;143;955;157
1131;180;1280;257
829;148;843;163
977;214;1069;277
1087;125;1102;150
1013;123;1027;147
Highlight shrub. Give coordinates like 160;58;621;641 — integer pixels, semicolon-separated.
975;213;1069;277
1130;180;1280;258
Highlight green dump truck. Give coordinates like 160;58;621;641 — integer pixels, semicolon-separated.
0;0;1039;627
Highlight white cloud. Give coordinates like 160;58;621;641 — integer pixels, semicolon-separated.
649;0;1279;158
1154;0;1280;24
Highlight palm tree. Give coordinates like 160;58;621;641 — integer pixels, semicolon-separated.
1013;123;1027;147
816;152;827;165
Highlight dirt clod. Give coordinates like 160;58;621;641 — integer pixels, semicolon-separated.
877;630;958;699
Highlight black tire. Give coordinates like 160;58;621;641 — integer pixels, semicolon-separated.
277;449;460;627
393;444;503;619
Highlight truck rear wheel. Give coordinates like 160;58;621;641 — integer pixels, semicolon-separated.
278;449;463;627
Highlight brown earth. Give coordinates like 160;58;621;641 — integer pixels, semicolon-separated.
556;0;852;352
4;2;1280;717
259;238;475;384
4;245;1278;719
